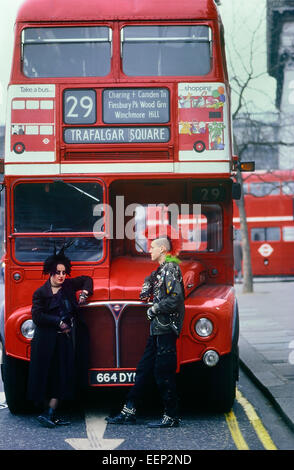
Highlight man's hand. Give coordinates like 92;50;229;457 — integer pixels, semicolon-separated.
146;304;159;321
146;307;155;321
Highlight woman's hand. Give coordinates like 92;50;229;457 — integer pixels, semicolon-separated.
78;290;89;305
59;321;71;334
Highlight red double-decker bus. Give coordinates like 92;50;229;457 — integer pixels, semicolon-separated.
1;0;243;413
234;170;294;277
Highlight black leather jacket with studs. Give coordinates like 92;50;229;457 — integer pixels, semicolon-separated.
140;261;185;336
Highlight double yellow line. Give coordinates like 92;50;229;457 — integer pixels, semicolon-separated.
225;388;277;450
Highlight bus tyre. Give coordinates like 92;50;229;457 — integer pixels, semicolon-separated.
206;351;238;413
13;142;25;154
193;140;206;153
2;349;30;414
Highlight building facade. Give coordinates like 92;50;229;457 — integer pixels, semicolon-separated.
267;0;294;168
233;113;280;170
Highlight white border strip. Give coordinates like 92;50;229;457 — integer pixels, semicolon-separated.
61;162;174;173
233;216;293;223
5;164;60;175
179;150;230;161
4;161;232;175
174;161;231;173
5;152;55;163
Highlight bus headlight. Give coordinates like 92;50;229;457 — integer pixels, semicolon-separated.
203;350;219;367
21;320;35;339
195;318;213;337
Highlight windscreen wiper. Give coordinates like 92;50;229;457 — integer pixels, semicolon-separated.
55;180;100;203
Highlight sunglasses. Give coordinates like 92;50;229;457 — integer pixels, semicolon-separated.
55;270;66;275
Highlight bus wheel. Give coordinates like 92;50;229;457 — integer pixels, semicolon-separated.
206;351;238;413
1;349;29;414
193;140;206;153
13;142;25;154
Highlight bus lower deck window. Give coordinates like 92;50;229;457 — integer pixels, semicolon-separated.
134;203;222;254
251;227;280;242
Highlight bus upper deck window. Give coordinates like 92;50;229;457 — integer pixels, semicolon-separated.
249;182;280;197
121;25;212;77
22;27;112;78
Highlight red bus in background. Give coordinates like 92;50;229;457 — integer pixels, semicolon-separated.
1;0;243;414
233;170;294;277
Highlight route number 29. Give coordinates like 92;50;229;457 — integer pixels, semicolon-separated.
63;89;96;124
193;186;226;202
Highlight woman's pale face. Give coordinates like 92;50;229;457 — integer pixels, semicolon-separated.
51;263;66;286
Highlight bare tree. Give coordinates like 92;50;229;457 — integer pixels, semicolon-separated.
220;2;294;291
224;6;275;293
233;147;254;293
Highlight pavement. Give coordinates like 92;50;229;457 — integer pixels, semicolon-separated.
235;279;294;431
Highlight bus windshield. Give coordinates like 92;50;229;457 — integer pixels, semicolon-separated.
13;181;104;262
22;26;112;78
134;203;222;253
121;25;212;76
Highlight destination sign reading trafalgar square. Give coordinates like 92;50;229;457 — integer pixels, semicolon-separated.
64;126;170;144
63;87;170;144
103;88;170;124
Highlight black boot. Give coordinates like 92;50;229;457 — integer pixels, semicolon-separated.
147;414;180;428
106;403;136;425
37;407;56;428
53;415;71;426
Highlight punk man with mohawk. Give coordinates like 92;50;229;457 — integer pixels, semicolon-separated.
27;244;93;428
107;237;185;428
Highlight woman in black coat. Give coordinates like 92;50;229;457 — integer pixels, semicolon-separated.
27;247;93;428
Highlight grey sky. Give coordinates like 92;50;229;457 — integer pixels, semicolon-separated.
219;0;277;114
0;0;24;123
0;0;277;124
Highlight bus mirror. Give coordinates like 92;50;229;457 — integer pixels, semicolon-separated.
232;182;241;200
239;161;255;172
0;159;4;174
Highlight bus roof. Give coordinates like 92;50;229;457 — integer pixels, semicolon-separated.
16;0;219;23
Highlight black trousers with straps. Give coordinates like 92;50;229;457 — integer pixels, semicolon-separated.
126;333;178;417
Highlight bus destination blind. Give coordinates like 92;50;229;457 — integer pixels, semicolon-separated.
63;87;170;144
